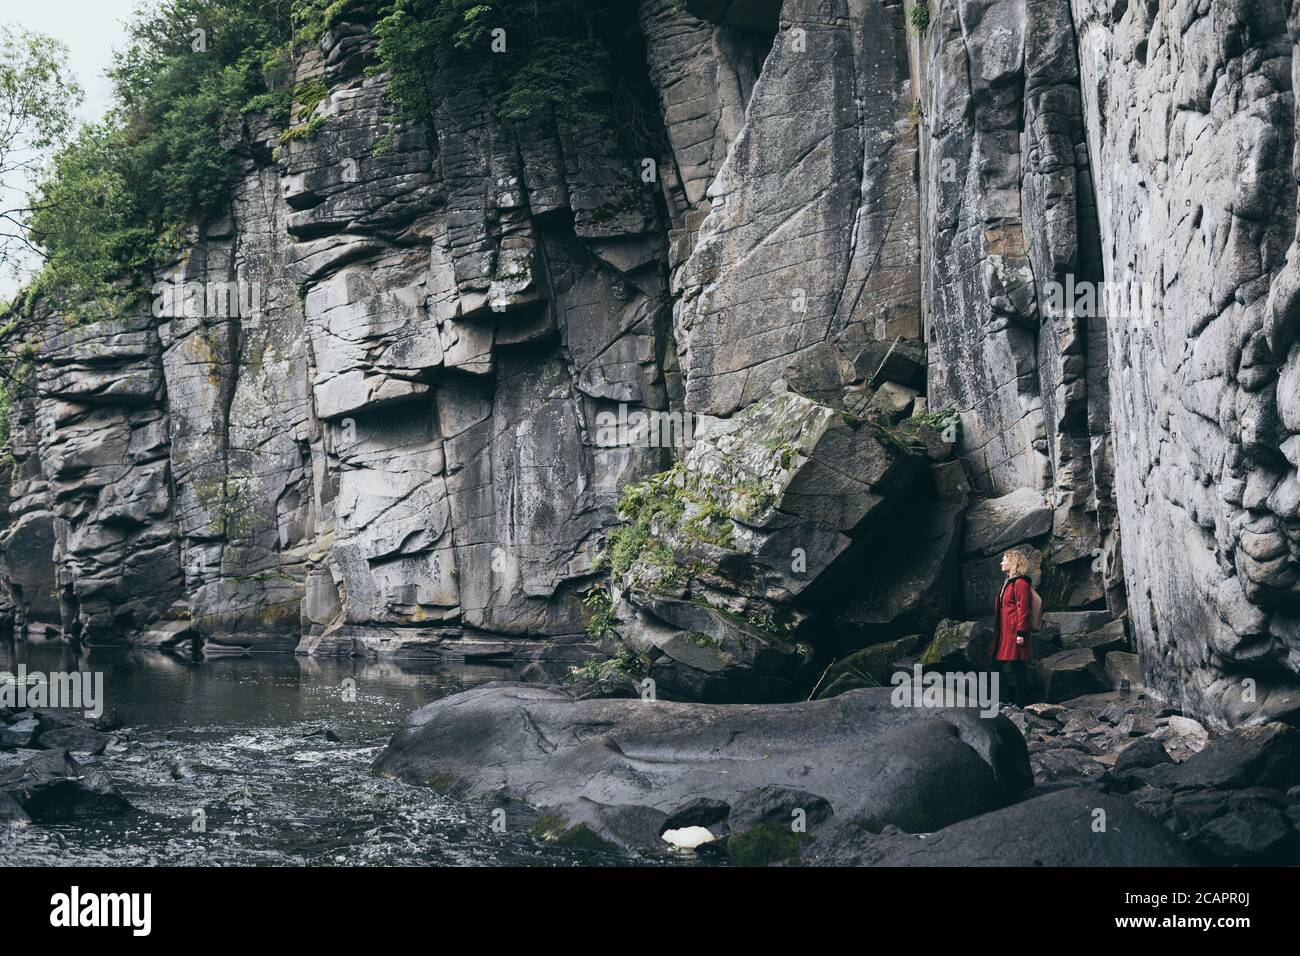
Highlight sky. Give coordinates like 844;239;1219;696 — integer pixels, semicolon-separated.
0;0;138;298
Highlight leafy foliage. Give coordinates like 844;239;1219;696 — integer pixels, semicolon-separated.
582;585;615;638
0;26;82;278
373;0;610;125
291;0;355;44
567;648;647;688
28;123;161;319
27;0;296;319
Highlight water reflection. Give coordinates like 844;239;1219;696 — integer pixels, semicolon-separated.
0;636;651;867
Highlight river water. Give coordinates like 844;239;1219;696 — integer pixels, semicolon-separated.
0;638;644;866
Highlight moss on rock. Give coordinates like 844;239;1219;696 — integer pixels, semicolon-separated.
726;820;811;866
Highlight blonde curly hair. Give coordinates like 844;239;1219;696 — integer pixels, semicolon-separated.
1002;549;1031;577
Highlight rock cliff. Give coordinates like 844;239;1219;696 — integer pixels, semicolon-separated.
4;0;1300;728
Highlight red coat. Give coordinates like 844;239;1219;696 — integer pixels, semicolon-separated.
991;575;1032;662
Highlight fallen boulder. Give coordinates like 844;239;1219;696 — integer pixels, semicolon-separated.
862;788;1196;866
1138;723;1300;792
0;717;39;748
963;488;1052;557
0;750;133;822
1037;648;1108;703
814;634;924;699
374;683;1031;852
918;619;994;671
1113;737;1172;774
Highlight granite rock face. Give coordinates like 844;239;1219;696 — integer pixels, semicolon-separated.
923;0;1122;620
675;0;921;416
27;308;184;646
4;3;681;660
1071;0;1300;725
2;0;1299;730
0;386;59;638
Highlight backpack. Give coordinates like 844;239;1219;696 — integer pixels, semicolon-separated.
1026;583;1043;632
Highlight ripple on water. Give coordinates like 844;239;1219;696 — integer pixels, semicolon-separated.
0;641;680;867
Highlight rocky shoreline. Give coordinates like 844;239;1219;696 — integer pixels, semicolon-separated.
6;664;1298;866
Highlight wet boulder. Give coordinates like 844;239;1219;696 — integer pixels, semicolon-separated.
862;788;1197;866
375;683;1031;853
31;712;118;755
33;725;114;756
0;750;132;822
0;717;39;748
0;791;30;825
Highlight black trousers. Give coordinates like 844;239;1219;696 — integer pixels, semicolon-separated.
999;660;1029;706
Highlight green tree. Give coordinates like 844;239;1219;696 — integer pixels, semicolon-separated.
373;0;610;126
0;25;83;284
27;0;295;320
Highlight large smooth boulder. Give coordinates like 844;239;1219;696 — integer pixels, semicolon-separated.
374;683;1031;852
867;788;1197;866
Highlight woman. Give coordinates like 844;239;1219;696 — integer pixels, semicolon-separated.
991;548;1033;706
